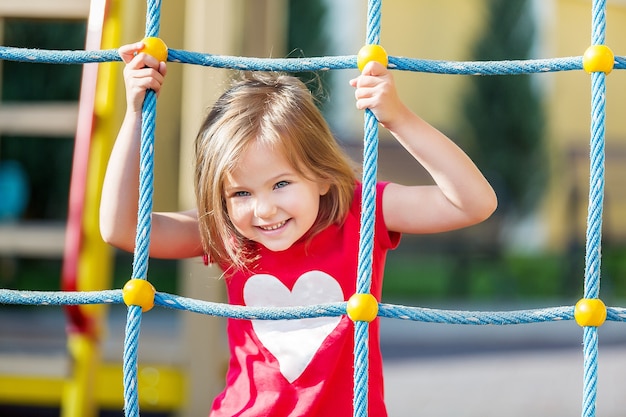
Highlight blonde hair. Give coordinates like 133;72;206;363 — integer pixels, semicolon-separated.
194;72;357;271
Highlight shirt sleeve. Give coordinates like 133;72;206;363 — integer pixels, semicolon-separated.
376;182;401;250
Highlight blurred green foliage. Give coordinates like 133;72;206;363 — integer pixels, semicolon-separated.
460;0;547;215
382;246;626;304
287;0;331;108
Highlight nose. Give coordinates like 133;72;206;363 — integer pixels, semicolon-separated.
254;195;277;219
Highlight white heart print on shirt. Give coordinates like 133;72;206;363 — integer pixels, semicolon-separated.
243;271;344;383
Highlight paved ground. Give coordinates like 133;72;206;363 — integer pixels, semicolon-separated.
384;347;626;417
381;317;626;417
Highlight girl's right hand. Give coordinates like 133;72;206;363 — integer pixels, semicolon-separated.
118;42;167;113
349;61;410;132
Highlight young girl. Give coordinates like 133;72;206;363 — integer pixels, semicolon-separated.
101;42;497;416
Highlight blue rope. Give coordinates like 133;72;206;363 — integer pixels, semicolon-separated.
352;0;384;415
580;1;608;416
355;107;379;297
0;289;593;322
123;305;142;417
591;0;606;46
121;1;163;416
584;70;605;303
582;326;599;417
145;0;161;38
353;321;369;417
11;288;626;326
365;0;382;46
5;45;626;75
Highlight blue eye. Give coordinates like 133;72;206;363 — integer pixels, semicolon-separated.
233;190;250;197
274;181;289;189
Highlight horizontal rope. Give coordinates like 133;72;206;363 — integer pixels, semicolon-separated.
2;46;626;75
378;303;574;325
2;288;625;325
0;46;120;64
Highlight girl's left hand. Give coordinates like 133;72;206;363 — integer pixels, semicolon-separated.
349;61;408;130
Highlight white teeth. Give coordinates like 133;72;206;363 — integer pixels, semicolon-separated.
260;220;286;231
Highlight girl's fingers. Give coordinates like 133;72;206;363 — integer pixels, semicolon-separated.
350;61;388;86
361;61;387;77
118;42;144;63
158;61;167;77
120;43;165;74
127;53;161;72
126;69;165;91
119;43;167;111
123;62;165;93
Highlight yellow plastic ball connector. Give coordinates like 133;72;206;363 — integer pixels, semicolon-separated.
123;278;156;312
347;293;379;323
357;44;388;72
140;37;168;62
582;45;614;74
574;298;607;327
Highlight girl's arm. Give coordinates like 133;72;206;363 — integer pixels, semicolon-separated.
350;62;497;234
100;42;203;259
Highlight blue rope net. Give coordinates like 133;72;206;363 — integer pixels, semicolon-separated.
0;0;623;416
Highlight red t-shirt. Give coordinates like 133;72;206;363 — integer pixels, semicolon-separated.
211;182;400;417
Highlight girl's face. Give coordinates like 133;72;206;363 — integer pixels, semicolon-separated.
223;141;330;252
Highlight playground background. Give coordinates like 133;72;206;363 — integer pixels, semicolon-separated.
2;0;626;416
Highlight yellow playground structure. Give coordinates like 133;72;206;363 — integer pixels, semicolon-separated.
0;1;186;416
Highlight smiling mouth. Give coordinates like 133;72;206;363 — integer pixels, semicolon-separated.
258;220;288;231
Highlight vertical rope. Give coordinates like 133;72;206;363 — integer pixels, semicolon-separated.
122;305;143;417
131;92;157;280
145;0;161;38
582;1;606;417
582;326;600;417
356;108;379;296
365;0;382;45
584;69;605;302
122;1;162;416
352;320;369;417
353;1;383;416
